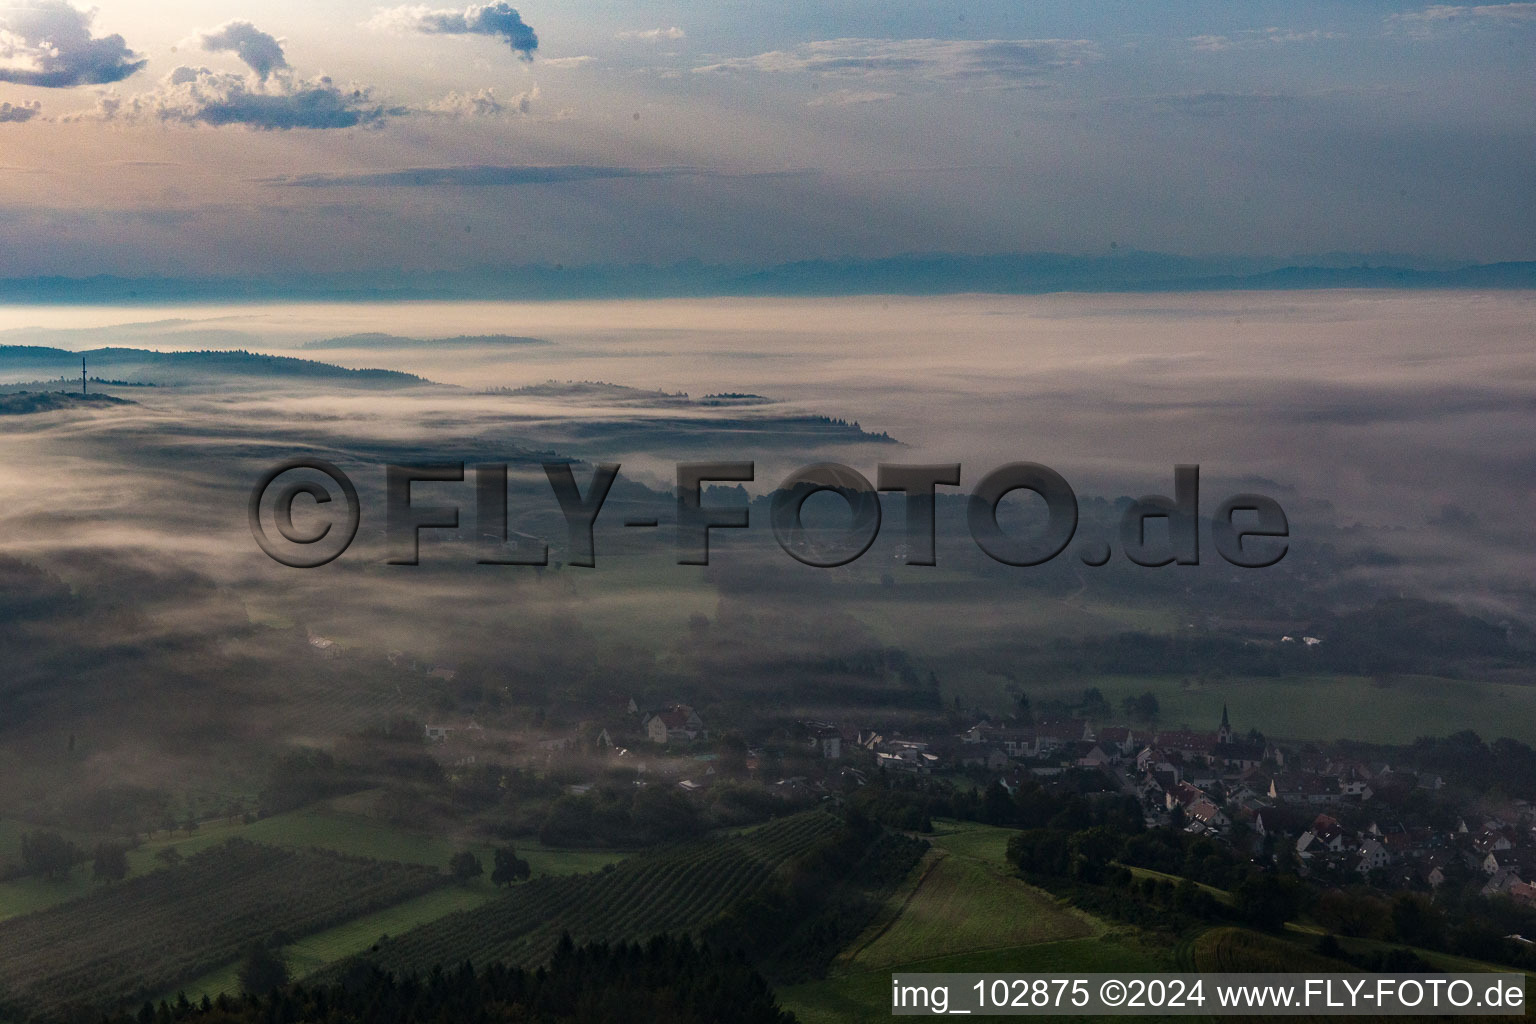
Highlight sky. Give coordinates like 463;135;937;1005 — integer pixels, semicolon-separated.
0;0;1532;276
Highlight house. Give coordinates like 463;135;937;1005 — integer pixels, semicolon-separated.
1338;775;1374;800
1094;726;1138;756
425;719;484;743
1474;829;1515;856
1077;744;1114;768
1009;718;1089;755
1209;740;1269;772
1484;852;1511;876
1142;768;1181;804
1187;799;1229;830
877;751;924;773
1298;815;1348;856
1154;729;1219;759
1358;838;1390;872
646;705;705;744
1270;773;1342;805
1167;781;1206;812
1484;866;1524;897
989;728;1038;758
803;723;843;759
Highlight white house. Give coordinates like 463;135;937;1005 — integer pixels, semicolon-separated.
646;705;705;744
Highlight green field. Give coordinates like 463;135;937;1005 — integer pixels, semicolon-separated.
780;821;1166;1024
782;934;1172;1024
1021;673;1536;745
841;849;1094;971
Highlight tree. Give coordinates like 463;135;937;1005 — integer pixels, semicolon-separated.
20;830;81;881
154;847;182;868
237;941;288;997
1122;691;1161;722
630;784;705;844
1068;826;1123;883
92;842;129;883
1008;829;1071;877
981;781;1017;825
449;850;483;884
718;732;749;778
1080;688;1112;719
491;846;531;886
1390;893;1444;948
1234;873;1305;931
1015;691;1033;725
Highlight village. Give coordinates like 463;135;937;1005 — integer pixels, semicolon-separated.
413;688;1536;909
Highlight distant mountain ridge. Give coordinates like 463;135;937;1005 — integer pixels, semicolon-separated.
0;252;1531;304
0;391;133;415
0;346;426;386
301;332;550;350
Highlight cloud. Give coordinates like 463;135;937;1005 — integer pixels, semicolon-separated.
1145;91;1298;116
97;67;396;130
806;88;896;107
370;3;538;59
0;99;39;122
1396;2;1536;20
0;0;145;87
1389;3;1536;31
416;85;536;117
1188;28;1342;52
693;38;1100;83
265;164;705;187
617;27;684;42
538;55;594;68
199;21;289;82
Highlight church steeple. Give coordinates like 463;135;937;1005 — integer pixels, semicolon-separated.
1218;704;1233;744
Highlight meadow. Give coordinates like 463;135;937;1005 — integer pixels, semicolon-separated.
779;821;1170;1024
1020;673;1536;745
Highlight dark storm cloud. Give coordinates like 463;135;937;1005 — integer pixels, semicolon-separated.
0;0;145;87
200;22;289;82
373;2;538;60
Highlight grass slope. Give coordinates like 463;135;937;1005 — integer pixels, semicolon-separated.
779;821;1164;1024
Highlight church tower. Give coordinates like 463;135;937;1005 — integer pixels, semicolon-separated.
1217;704;1233;744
